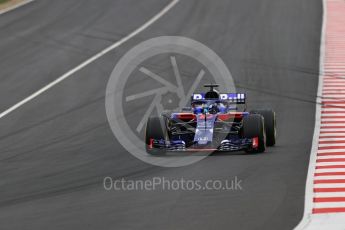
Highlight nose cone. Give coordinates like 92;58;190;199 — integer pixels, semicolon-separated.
194;114;216;145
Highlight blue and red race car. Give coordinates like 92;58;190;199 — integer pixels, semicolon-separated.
145;84;276;154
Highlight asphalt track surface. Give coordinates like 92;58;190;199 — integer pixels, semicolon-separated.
0;0;322;229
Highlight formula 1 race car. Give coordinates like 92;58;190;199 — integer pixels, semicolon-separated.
145;84;276;155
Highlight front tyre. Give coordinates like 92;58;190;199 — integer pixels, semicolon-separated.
251;109;276;146
145;117;167;155
243;114;266;153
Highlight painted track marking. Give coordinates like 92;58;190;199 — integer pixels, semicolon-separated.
0;0;180;119
0;0;34;15
312;0;345;216
296;0;345;229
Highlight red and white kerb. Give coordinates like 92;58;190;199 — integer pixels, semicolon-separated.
313;0;345;214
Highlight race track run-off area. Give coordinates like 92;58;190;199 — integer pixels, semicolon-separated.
296;0;345;229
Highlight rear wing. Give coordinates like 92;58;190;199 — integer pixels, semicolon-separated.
192;93;246;104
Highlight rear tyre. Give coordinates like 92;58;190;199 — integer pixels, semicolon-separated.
145;117;167;155
250;109;276;146
243;114;266;153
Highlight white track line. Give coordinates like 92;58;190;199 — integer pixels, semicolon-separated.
319;137;345;140
321;124;345;127
314;184;345;189
320;128;345;131
319;144;345;148
314;203;345;209
316;168;345;171
322;109;345;112
315;192;345;197
321;119;345;121
306;0;345;223
0;0;34;15
318;155;345;159
318;142;345;146
294;0;327;228
317;162;345;167
318;149;345;153
320;134;345;137
0;0;180;119
314;176;345;179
